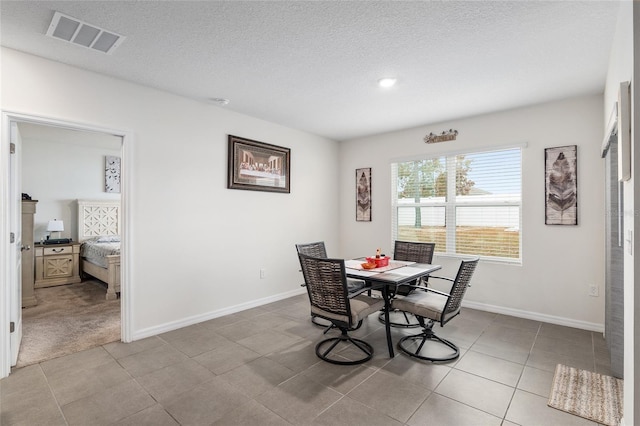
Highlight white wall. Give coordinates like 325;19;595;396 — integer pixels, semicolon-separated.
339;95;605;330
1;47;340;335
20;123;121;242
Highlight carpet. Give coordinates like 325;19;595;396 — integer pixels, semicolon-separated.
548;364;623;426
16;280;120;368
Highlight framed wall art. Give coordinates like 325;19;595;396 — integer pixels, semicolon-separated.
356;167;372;221
105;155;121;193
227;135;290;193
545;145;577;225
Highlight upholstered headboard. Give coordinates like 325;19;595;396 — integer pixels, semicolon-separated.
77;200;121;242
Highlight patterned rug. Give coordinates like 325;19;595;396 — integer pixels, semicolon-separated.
548;364;623;426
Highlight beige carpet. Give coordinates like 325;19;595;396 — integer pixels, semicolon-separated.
548;364;623;426
16;280;120;368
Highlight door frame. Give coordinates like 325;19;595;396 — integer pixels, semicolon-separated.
0;111;133;378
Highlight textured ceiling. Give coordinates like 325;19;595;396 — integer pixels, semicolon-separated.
0;1;621;141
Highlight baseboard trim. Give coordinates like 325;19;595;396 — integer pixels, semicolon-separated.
132;287;307;341
462;300;604;333
132;290;604;341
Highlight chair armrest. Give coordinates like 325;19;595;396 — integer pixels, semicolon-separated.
428;275;454;283
347;287;371;298
395;283;430;293
423;287;451;298
395;282;452;298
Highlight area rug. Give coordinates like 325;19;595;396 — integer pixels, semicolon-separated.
16;280;120;368
548;364;623;426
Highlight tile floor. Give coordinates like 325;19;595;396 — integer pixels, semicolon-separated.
1;293;611;425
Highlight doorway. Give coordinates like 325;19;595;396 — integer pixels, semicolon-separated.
0;112;132;378
19;122;121;367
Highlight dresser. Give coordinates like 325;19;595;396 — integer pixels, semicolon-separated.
21;200;38;307
34;242;81;288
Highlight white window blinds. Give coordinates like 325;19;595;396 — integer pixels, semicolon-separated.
392;147;522;262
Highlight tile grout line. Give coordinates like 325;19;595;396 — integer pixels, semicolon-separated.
284;338;394;423
37;363;70;426
499;321;542;423
429;391;505;423
429;312;510;423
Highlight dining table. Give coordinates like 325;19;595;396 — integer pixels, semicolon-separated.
345;259;442;358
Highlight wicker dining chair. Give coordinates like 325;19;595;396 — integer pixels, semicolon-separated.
295;241;327;259
296;242;367;330
378;241;436;328
392;257;479;362
298;253;384;365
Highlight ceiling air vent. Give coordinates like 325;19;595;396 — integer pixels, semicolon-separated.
46;11;125;54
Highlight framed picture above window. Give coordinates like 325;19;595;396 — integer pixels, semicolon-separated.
356;167;372;221
227;135;290;193
545;145;577;225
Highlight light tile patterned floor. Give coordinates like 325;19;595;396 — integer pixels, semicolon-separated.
0;294;610;425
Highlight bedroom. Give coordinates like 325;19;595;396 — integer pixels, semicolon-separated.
18;122;122;366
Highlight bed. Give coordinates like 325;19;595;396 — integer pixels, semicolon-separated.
77;200;121;300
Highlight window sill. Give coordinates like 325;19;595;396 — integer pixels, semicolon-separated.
433;252;522;266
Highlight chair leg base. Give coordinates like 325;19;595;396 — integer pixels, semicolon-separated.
311;315;336;333
397;330;460;362
315;333;374;365
378;310;421;328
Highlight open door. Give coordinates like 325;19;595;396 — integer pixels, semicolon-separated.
1;114;131;378
9;121;23;366
0;121;22;368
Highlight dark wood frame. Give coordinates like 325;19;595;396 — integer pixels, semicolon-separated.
356;167;372;221
227;135;291;193
545;145;578;225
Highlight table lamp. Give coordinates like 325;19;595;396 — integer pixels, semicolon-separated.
47;219;64;239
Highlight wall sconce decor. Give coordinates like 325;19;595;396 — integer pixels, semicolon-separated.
424;129;458;144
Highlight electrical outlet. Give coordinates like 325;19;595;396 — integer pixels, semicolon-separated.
260;269;267;279
588;284;599;297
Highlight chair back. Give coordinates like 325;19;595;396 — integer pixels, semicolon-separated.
297;253;352;327
394;241;436;296
295;241;328;258
394;241;436;264
441;257;479;324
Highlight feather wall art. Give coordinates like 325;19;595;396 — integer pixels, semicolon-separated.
356;167;372;221
545;145;577;225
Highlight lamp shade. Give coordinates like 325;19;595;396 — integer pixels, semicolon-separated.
47;220;64;232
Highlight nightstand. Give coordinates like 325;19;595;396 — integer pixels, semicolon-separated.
34;242;81;288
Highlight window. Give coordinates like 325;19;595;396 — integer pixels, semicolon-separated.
392;147;522;262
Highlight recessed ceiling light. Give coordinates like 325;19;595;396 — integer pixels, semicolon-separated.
378;78;397;88
209;98;230;106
